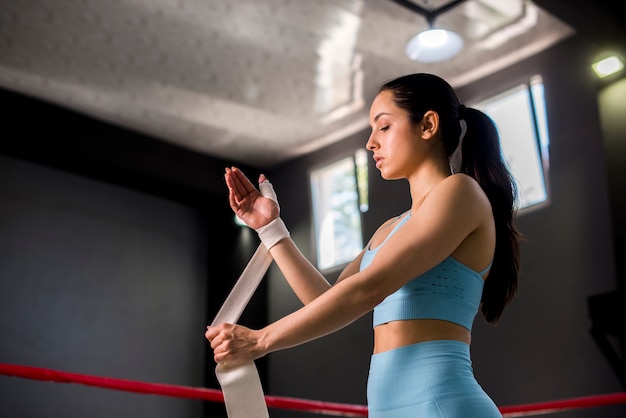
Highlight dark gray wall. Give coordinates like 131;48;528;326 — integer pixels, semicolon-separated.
0;87;266;418
596;75;626;385
265;35;626;418
0;155;208;417
598;77;626;288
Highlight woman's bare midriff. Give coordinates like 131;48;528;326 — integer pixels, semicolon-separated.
373;319;471;354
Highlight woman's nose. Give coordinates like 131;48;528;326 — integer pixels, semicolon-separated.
366;133;377;150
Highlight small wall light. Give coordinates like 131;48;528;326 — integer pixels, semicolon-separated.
592;55;624;78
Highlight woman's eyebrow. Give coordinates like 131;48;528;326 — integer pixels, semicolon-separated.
373;112;391;123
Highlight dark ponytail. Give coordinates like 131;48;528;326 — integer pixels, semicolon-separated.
459;108;521;323
380;73;521;324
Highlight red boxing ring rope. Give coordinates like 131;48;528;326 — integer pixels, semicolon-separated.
0;363;366;417
1;363;625;417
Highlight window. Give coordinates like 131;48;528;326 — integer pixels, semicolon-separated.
310;150;368;270
473;76;550;211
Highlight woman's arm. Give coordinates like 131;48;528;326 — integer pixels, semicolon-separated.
267;241;367;304
265;238;331;304
207;174;491;363
226;166;353;304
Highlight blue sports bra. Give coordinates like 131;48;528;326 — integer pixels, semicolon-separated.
360;212;489;331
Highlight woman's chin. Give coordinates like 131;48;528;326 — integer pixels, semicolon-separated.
379;170;400;181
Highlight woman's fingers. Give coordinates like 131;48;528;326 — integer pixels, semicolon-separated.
205;323;260;364
226;166;261;207
224;166;279;228
231;167;253;195
226;180;244;213
225;168;244;201
205;326;219;345
206;325;229;362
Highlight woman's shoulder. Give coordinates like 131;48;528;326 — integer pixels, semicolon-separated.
434;174;488;205
442;172;480;188
417;174;491;225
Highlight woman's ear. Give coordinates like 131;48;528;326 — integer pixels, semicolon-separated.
420;110;440;140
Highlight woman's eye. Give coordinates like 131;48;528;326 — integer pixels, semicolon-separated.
380;125;389;132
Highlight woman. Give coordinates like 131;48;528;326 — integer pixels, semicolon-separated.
206;73;520;417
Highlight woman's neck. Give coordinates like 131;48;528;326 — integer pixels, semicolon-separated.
407;163;451;212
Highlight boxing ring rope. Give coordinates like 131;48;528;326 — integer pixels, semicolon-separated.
2;363;626;417
0;363;366;417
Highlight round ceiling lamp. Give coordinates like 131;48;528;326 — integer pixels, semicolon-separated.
390;0;467;63
405;28;464;63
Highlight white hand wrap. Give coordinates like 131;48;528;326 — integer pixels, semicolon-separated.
255;180;290;249
258;180;279;211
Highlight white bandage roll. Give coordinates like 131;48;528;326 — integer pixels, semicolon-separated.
216;361;269;418
212;245;273;418
211;177;288;417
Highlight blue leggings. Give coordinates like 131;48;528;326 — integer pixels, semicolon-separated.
367;340;502;417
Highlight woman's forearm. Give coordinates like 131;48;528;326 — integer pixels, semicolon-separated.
258;271;381;354
268;237;331;304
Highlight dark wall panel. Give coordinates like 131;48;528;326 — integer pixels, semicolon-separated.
0;155;207;417
0;88;266;418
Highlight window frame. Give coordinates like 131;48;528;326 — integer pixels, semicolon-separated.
308;150;367;272
470;75;551;215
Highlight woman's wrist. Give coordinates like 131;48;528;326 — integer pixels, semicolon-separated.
255;217;290;249
255;326;273;358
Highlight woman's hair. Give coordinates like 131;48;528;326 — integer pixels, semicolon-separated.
379;73;521;324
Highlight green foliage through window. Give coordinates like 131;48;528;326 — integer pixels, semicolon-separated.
310;152;367;270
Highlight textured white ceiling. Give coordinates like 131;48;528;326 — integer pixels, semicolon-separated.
0;0;573;167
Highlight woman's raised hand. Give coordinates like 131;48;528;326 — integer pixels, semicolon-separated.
225;166;280;230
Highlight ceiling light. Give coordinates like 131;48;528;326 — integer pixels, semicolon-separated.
390;0;467;64
592;55;624;78
405;28;464;63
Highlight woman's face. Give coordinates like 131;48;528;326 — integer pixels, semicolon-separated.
366;90;423;180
